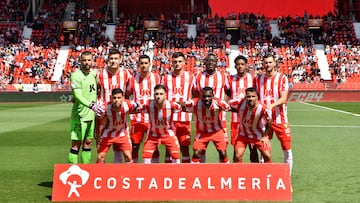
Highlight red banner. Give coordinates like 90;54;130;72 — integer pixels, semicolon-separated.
52;164;291;202
225;20;240;28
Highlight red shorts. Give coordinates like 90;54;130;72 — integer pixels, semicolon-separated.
97;135;132;154
130;121;150;144
234;136;271;151
173;121;191;146
143;135;180;159
231;122;240;146
193;130;227;151
268;123;292;150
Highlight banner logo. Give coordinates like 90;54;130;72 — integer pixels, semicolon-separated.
59;165;89;198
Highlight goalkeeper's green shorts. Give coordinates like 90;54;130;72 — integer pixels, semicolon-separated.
70;118;95;141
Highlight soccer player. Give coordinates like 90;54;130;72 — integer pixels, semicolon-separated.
96;48;132;163
96;88;139;164
192;53;230;162
68;51;104;164
182;87;231;163
140;84;182;164
228;55;259;162
229;87;272;163
162;52;194;163
254;54;293;174
126;54;161;163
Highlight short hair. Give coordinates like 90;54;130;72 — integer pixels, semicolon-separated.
263;54;276;61
109;48;121;56
112;88;124;96
245;87;260;98
234;55;248;64
154;84;167;92
172;52;185;59
139;54;151;62
80;50;92;58
202;86;214;94
205;53;217;61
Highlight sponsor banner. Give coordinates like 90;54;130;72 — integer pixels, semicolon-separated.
288;91;360;102
52;164;291;202
62;21;78;29
13;84;52;92
308;19;324;27
144;20;159;28
225;20;240;28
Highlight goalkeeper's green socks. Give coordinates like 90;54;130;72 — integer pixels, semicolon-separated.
81;147;92;164
68;148;79;164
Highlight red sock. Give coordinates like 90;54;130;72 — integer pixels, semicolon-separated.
191;158;200;163
221;157;229;163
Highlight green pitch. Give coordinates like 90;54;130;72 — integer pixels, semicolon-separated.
0;102;359;202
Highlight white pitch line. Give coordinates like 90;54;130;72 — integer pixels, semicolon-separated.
291;125;360;128
300;102;360;117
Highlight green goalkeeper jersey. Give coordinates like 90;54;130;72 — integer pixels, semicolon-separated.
70;69;97;121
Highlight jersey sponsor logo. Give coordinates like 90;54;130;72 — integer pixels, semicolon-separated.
89;84;96;93
264;89;273;98
155;119;166;127
173;87;183;94
139;89;151;97
202;116;213;123
242;118;253;126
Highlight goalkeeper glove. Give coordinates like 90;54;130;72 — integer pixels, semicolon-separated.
89;102;105;117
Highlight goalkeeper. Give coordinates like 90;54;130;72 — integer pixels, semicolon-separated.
68;51;104;164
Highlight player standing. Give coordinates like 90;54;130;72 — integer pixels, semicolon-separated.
68;51;104;164
162;52;194;163
97;48;132;163
192;53;230;162
254;54;293;175
126;54;161;163
228;55;259;162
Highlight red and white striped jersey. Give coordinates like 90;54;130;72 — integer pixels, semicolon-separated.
193;70;230;100
254;72;289;124
141;100;182;137
185;98;230;133
161;71;194;122
228;73;254;123
101;100;138;138
193;70;230;123
127;72;161;123
97;67;132;108
229;99;272;140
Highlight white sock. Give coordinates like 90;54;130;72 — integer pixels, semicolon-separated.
143;158;152;164
172;159;180;163
260;155;264;163
283;149;293;176
114;151;123;163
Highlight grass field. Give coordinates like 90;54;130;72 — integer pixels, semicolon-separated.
0;101;359;203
